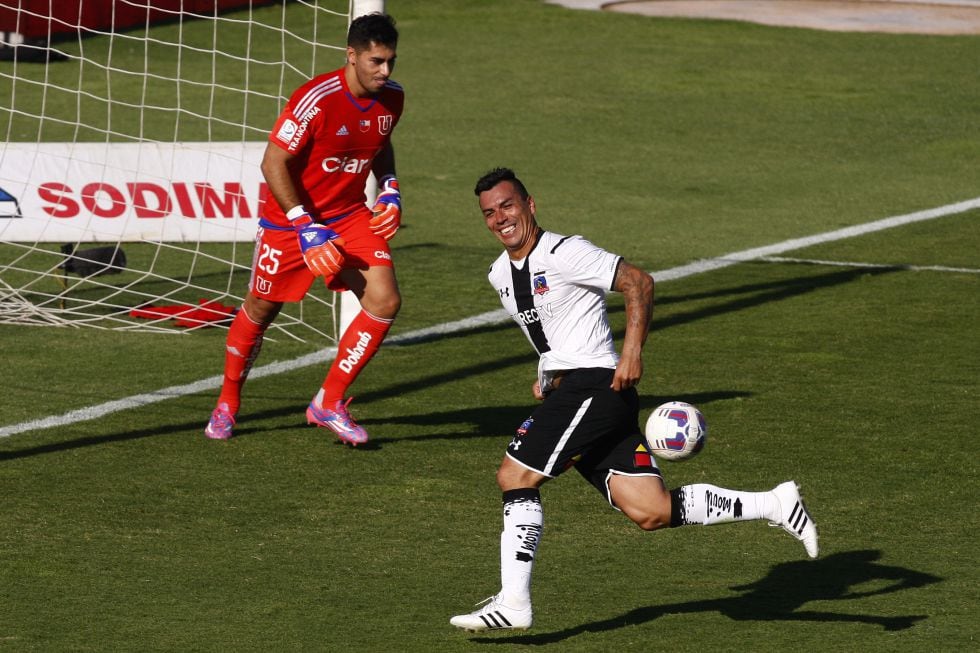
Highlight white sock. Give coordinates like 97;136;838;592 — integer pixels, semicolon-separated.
499;488;542;609
669;483;779;526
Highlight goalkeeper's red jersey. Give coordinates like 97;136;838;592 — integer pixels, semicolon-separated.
263;66;404;227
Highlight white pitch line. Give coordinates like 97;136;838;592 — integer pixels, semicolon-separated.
653;196;980;282
2;196;978;439
757;256;980;274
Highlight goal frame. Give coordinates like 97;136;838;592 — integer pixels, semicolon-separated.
0;0;387;341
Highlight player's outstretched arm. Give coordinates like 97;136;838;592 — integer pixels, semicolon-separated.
612;260;654;391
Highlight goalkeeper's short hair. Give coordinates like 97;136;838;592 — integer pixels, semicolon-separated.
348;13;398;50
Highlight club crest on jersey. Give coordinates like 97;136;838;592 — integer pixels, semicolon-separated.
378;114;393;135
359;119;371;132
532;274;549;295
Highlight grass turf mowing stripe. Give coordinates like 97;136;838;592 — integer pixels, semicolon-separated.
2;195;978;439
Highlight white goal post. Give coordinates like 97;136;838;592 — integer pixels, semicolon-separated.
0;0;384;341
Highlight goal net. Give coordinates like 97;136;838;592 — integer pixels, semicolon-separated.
0;0;377;341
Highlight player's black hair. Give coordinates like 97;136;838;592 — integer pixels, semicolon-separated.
474;167;529;199
347;13;398;50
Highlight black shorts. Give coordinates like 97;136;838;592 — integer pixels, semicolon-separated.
506;368;662;506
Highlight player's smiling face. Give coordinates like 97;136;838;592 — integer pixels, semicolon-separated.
346;42;396;97
480;180;539;259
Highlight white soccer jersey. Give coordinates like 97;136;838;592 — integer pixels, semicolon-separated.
488;230;622;392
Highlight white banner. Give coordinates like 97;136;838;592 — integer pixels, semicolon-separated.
0;142;268;242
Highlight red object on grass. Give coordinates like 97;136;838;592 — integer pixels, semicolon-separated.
129;299;237;328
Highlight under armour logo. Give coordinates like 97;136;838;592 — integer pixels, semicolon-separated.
499;287;510;298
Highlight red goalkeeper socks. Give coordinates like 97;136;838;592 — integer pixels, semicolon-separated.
318;309;393;405
217;308;267;415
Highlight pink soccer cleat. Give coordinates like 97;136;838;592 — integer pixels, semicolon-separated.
205;402;236;440
306;397;369;446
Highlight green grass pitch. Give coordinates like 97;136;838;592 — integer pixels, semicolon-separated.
1;1;978;650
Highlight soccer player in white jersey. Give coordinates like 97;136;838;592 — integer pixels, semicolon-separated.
450;168;818;632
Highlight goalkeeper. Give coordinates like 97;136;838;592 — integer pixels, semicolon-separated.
205;13;404;445
449;168;819;632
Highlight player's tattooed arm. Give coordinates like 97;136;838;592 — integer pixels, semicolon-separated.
612;260;654;390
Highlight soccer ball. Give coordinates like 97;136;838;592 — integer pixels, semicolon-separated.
644;401;707;461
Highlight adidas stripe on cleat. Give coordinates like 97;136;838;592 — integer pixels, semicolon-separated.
450;594;533;632
306;397;369;446
770;481;819;558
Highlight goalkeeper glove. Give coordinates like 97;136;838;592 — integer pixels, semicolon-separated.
369;175;401;241
291;212;345;278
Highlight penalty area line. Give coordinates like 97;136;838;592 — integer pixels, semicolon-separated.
2;195;978;439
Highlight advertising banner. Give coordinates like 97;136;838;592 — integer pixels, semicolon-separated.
0;1;279;40
0;142;267;242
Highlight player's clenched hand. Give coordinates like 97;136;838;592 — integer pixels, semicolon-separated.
293;215;345;277
611;355;643;392
370;175;401;240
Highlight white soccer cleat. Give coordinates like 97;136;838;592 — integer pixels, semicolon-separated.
450;594;533;632
770;481;819;558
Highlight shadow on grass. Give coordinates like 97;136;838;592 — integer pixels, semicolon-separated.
162;389;749;453
341;268;888;414
468;550;940;645
357;389;749;441
395;263;903;346
0;263;898;458
0;417;278;460
641;263;901;332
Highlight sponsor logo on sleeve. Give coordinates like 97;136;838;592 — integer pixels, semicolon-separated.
286;107;321;151
275;119;298;143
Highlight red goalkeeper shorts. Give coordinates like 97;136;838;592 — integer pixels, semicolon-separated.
248;206;393;302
